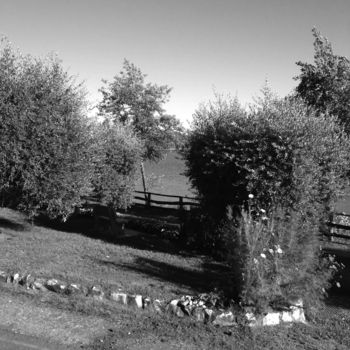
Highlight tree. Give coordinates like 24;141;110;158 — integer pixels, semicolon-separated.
92;121;142;208
98;60;184;162
296;28;350;133
0;39;92;219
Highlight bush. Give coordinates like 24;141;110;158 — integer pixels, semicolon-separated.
0;39;92;219
183;91;350;310
92;121;142;212
184;93;350;237
223;204;339;314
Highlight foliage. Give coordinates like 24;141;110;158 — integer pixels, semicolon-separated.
224;204;340;313
182;95;249;220
0;39;92;219
183;91;350;308
184;92;350;226
91;121;142;211
296;28;350;133
98;60;184;161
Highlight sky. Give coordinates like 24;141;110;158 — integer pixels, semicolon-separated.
0;0;349;126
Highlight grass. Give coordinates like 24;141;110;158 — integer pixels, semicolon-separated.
85;294;350;350
0;207;226;301
135;150;194;197
1;207;350;349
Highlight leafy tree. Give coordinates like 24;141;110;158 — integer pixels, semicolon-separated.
296;28;350;133
92;121;142;213
98;60;184;162
0;39;92;219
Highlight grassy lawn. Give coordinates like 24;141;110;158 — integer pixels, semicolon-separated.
0;208;225;301
1;207;350;349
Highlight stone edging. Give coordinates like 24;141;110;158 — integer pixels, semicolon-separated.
0;270;306;327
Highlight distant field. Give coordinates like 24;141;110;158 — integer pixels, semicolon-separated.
135;151;195;197
335;190;350;214
134;151;350;214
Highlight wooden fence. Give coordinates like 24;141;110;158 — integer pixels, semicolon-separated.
82;192;350;247
325;212;350;246
133;190;199;210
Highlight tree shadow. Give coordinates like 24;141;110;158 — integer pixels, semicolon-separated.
326;293;350;311
0;217;27;231
35;213;198;257
95;256;230;295
113;233;195;257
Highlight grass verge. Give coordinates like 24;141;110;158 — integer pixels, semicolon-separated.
1;207;350;349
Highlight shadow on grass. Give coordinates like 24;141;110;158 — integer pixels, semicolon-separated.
35;213;198;257
0;217;27;231
326;292;350;311
95;256;230;295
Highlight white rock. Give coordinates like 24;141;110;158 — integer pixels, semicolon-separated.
12;273;20;284
127;294;143;308
166;300;185;317
46;279;66;293
142;297;152;308
213;311;235;326
134;295;143;308
262;312;281;326
290;306;306;323
245;312;256;323
289;298;306;323
110;292;128;305
281;311;293;323
32;279;48;291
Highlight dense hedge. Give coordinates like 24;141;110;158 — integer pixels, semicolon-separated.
183;93;350;311
184;94;350;224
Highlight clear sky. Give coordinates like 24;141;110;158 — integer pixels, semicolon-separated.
0;0;349;125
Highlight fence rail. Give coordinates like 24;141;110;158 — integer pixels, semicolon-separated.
133;190;199;210
81;193;350;246
326;213;350;246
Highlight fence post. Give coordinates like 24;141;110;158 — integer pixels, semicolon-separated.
146;192;151;207
179;196;184;211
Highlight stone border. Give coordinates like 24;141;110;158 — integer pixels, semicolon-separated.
0;270;306;327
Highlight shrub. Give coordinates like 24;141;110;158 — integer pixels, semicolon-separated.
184;93;350;236
0;39;92;219
92;121;142;213
183;91;350;310
223;204;338;314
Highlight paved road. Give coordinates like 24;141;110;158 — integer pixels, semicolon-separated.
0;327;70;350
